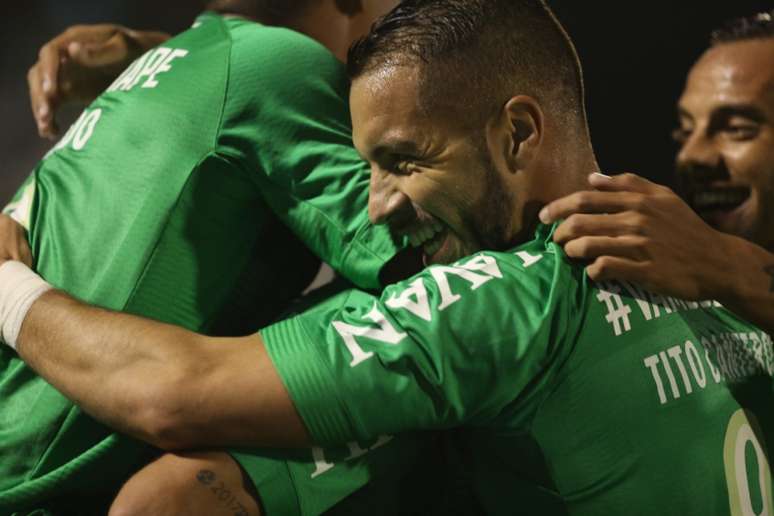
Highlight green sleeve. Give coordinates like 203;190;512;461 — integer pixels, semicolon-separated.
262;237;585;446
219;22;401;289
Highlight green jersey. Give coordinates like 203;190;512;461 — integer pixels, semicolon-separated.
264;224;774;515
0;12;403;514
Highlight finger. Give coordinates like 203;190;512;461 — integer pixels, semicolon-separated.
563;235;649;262
586;256;646;284
68;31;129;68
540;191;641;224
36;41;63;104
28;65;56;138
553;212;645;244
589;172;659;194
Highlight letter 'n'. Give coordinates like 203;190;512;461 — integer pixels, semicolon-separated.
332;304;407;367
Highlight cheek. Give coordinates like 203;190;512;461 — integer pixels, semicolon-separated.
724;139;774;186
408;171;470;207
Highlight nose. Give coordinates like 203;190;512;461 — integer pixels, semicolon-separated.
368;166;413;228
676;129;721;173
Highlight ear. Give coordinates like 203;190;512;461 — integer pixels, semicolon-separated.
490;95;544;174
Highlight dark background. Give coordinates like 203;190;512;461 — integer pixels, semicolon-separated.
0;1;771;203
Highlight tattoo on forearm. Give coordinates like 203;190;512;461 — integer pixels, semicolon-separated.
766;266;774;293
196;469;250;516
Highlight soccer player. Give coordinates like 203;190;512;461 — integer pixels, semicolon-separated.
540;10;774;334
0;1;439;515
1;0;772;514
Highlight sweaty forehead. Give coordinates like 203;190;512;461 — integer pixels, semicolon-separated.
350;66;432;155
684;39;774;109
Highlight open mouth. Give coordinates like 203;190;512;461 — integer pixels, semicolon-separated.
422;228;447;259
405;219;449;265
687;186;751;214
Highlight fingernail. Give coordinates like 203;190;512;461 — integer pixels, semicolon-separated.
38;105;50;118
42;77;52;92
592;172;612;179
539;207;550;224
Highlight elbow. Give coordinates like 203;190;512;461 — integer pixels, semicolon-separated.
127;365;203;451
135;404;192;451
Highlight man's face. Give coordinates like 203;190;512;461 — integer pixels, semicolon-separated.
350;66;515;265
675;38;774;249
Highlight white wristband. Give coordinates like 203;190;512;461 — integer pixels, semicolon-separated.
0;261;52;350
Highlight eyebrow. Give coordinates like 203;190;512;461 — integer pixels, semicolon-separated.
711;104;767;123
677;103;767;125
371;138;424;161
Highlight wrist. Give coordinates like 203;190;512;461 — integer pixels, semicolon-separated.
713;233;771;307
0;261;52;350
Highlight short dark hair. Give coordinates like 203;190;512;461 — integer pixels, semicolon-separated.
711;10;774;45
347;0;586;131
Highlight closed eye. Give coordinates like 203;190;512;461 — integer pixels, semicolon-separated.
671;127;691;144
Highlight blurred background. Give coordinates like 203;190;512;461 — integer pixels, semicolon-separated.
0;0;771;204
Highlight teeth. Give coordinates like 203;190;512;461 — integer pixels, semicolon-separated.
691;187;750;211
424;232;444;257
409;222;442;247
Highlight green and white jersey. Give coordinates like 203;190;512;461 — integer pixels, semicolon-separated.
264;224;774;515
0;12;402;514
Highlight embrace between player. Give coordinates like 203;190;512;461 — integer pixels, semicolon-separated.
2;1;774;515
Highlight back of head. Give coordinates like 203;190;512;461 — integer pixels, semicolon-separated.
710;9;774;46
347;0;587;135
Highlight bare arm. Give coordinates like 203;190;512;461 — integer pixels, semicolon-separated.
29;24;170;138
540;173;774;334
16;289;310;450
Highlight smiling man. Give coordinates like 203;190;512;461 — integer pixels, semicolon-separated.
1;1;773;515
675;12;774;249
539;11;774;334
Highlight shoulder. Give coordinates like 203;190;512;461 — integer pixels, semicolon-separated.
226;20;344;83
368;225;585;339
395;225;582;301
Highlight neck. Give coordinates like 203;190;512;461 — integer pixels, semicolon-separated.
206;0;264;20
285;2;352;61
547;134;601;199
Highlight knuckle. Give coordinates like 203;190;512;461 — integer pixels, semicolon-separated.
574;193;593;212
586;261;605;281
656;183;674;196
565;237;592;258
620;172;637;184
575;238;592;257
630;195;649;213
565;214;584;233
628;213;648;234
68;24;88;35
594;257;613;274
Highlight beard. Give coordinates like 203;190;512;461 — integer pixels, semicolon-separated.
467;144;515;252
